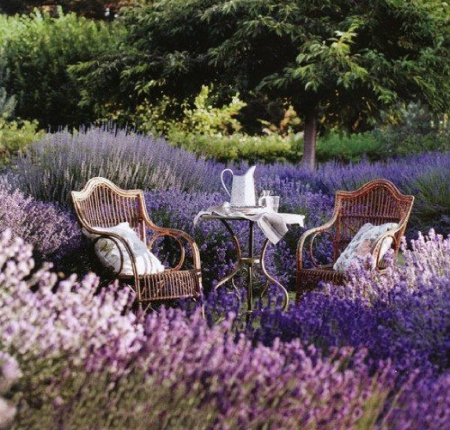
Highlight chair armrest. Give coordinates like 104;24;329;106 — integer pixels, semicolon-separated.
89;230;138;277
297;219;338;270
145;224;201;271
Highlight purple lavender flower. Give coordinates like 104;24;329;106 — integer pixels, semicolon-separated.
0;179;83;264
0;229;407;428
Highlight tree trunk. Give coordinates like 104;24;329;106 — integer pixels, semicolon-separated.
302;112;318;170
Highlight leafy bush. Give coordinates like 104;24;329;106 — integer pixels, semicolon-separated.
167;129;302;164
376;127;450;157
0;87;16;118
374;103;450;157
316;131;383;164
0;88;43;166
172;85;247;135
0;9;122;129
0;117;43;166
133;85;304;165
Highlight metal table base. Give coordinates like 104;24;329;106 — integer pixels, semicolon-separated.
209;216;289;311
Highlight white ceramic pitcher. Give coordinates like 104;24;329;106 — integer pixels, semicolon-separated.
220;166;256;207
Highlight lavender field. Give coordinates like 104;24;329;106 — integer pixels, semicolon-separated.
0;127;449;429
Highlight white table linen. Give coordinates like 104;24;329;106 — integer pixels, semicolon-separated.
194;202;305;244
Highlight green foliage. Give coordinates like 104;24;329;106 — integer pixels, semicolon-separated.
132;96;180;136
374;103;450;157
316;132;383;164
167;130;302;165
135;85;247;136
70;0;449;169
0;88;16;118
166;127;382;166
0;9;122;129
0;117;43;166
178;85;246;135
0;87;43;165
0;0;131;19
376;128;450;158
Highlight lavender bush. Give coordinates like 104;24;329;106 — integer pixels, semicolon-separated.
0;352;21;429
142;188;332;291
3;127;449;292
9;126;221;208
1;199;450;430
0;178;83;267
241;230;450;379
7;126;450;238
1;228;449;428
2;128;449;427
256;151;450;238
0;229;407;428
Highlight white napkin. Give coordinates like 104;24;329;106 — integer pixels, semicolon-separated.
194;202;304;245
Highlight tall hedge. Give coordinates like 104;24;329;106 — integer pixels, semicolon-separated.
0;9;123;129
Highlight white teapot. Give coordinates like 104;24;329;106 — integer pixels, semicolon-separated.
220;166;256;207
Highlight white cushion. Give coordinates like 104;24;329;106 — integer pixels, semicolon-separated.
333;222;399;271
83;222;165;275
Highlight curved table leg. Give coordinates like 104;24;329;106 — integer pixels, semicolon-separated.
260;239;289;310
214;219;243;295
211;218;288;311
213;219;259;311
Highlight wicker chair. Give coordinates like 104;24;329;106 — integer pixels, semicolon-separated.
71;177;203;309
296;179;414;302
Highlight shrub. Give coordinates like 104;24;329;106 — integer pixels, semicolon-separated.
403;167;450;238
0;87;43;166
316;131;383;164
10;126;220;208
374;102;450;157
173;85;247;135
0;9;122;129
0;177;83;267
256;151;450;239
0;117;43;166
243;230;450;376
167;129;302;164
0;230;401;429
0;87;16;118
1;228;450;428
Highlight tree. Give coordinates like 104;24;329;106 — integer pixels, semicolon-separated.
73;0;450;169
0;1;137;19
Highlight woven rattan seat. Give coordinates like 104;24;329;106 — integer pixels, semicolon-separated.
72;177;203;308
296;179;414;302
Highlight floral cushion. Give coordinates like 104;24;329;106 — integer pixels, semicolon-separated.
83;222;165;276
333;222;399;271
